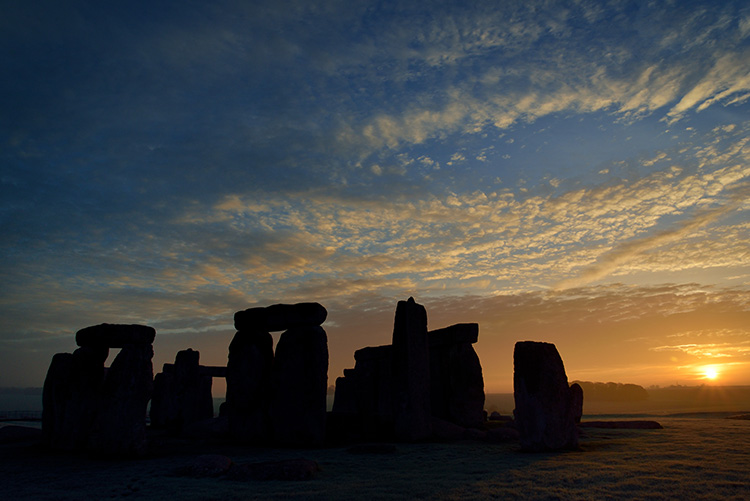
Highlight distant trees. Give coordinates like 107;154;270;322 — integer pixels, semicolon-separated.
572;381;648;401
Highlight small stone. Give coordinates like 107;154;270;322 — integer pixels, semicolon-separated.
227;459;320;481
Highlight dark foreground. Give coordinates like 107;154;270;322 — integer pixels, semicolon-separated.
1;417;748;500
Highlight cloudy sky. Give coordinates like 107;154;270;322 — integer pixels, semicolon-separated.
2;0;749;393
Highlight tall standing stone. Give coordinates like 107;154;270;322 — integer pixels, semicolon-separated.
88;343;154;456
150;349;214;432
392;297;431;441
513;341;579;451
429;324;485;429
225;329;274;444
269;325;328;447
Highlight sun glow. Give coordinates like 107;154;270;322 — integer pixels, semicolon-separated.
703;366;719;380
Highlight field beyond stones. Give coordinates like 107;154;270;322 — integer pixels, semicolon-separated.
1;416;748;500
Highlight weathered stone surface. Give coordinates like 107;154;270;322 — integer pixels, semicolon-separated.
150;349;214;432
513;341;579;451
570;382;584;424
88;344;154;456
76;323;155;348
429;331;484;429
42;346;108;450
227;459;321;481
269;326;328;447
234;303;327;332
392;297;431;441
225;330;274;444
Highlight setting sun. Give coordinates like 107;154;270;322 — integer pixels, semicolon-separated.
703;367;719;380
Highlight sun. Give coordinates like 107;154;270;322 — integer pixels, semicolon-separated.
703;366;719;380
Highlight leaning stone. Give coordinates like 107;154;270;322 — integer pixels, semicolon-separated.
234;302;327;332
76;323;155;347
513;341;578;451
392;297;431;441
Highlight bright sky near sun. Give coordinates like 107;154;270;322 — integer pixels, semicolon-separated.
1;0;749;392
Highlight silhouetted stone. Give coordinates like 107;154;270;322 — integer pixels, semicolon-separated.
392;297;431;441
486;426;521;443
513;341;579;451
88;344;154;456
42;346;108;450
429;323;484;429
150;349;214;432
225;329;274;444
76;323;155;347
570;382;584;424
234;303;327;332
270;325;328;447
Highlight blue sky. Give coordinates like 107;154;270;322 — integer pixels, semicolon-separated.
2;0;749;392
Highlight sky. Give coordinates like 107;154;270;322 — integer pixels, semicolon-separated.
2;0;749;394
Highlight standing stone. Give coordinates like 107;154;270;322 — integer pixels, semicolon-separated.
429;323;485;429
150;349;214;432
225;329;274;444
392;297;431;441
570;382;584;424
88;344;154;456
42;346;108;450
269;325;328;447
513;341;579;451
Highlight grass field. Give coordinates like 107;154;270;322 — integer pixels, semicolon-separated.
1;415;748;500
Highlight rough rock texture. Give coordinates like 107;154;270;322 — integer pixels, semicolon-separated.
234;303;327;332
429;323;484;429
269;326;329;447
42;346;108;450
392;297;431;441
150;349;214;432
88;344;154;456
76;323;155;347
225;329;274;444
513;341;579;451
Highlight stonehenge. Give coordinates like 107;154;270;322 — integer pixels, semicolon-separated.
331;297;486;442
41;298;586;454
42;324;155;456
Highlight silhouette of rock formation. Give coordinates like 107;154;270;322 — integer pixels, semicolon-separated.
270;325;328;446
429;323;485;429
331;297;485;442
43;323;155;456
513;341;579;451
150;349;217;432
226;302;328;446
